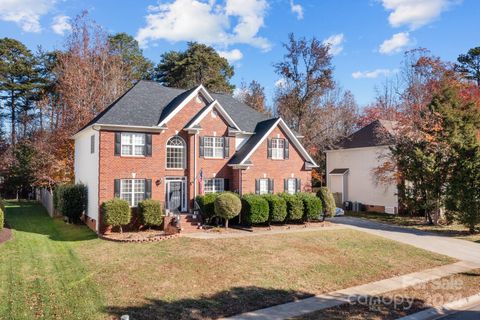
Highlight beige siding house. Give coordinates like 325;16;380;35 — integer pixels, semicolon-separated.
325;120;398;213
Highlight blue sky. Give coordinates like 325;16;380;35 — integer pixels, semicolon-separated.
1;0;479;107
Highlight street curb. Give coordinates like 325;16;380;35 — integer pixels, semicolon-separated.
397;293;480;320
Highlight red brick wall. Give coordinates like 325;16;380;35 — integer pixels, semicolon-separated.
240;126;312;195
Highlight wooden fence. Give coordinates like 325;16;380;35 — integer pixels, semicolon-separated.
35;188;55;217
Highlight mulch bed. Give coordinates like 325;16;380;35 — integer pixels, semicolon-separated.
0;222;13;244
100;229;181;243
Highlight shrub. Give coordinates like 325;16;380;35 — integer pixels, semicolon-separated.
138;199;163;227
53;184;67;212
317;187;336;217
0;207;3;231
196;193;218;223
56;184;87;223
279;193;304;222
297;193;323;221
241;194;269;225
0;198;5;214
214;193;241;228
102;198;131;233
262;194;287;223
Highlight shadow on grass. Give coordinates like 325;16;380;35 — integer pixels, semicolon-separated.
105;286;312;320
5;200;97;242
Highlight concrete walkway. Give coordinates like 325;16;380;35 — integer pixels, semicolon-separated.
331;216;480;264
225;261;480;320
224;216;480;320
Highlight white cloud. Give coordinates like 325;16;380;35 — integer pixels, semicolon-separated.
379;32;411;54
381;0;458;30
322;33;345;56
0;0;57;32
218;48;243;62
289;0;303;20
275;78;286;88
352;68;399;79
136;0;271;51
51;15;71;35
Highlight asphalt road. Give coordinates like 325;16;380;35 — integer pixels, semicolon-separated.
439;303;480;319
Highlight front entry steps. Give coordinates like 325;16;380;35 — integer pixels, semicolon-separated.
178;214;202;233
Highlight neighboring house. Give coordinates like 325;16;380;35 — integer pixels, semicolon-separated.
73;80;318;233
325;119;398;213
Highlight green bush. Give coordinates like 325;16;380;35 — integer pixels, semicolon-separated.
196;193;219;222
317;187;336;217
0;207;3;231
138;199;163;227
56;184;87;223
102;198;131;233
279;193;304;222
53;184;66;212
0;198;5;214
241;194;269;225
262;194;287;223
214;193;241;228
297;193;323;221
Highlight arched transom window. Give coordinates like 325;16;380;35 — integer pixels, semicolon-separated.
166;136;186;169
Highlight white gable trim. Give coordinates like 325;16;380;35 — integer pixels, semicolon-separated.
239;118;319;167
158;85;214;127
185;100;241;131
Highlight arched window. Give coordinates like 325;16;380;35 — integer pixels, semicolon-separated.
166;136;186;169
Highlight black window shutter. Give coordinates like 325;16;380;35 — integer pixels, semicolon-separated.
268;179;274;194
114;132;121;156
296;178;302;193
224;137;230;158
267;138;272;158
284;179;287;192
145;179;152;198
284;139;289;159
145;134;152;156
114;179;121;198
199;136;204;157
224;178;229;191
255;179;260;194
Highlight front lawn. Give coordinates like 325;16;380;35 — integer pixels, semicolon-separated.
345;211;480;243
0;201;454;319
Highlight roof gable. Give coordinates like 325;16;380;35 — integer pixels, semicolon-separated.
333;119;397;150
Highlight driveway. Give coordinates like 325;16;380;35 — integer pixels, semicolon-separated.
439;303;480;319
331;216;480;264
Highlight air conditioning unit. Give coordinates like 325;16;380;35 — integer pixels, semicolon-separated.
385;206;397;215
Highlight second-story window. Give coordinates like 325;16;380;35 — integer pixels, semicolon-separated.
121;133;145;156
271;138;285;159
166;136;186;169
204;136;224;158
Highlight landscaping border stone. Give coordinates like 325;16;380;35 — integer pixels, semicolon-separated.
99;232;181;243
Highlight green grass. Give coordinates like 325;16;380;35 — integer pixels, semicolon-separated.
0;201;455;319
345;211;480;243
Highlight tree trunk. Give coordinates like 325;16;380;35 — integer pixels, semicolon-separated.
119;225;123;234
426;211;434;225
225;219;229;229
10;90;16;145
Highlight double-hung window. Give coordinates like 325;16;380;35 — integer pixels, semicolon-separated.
121;133;145;156
204;178;225;193
120;179;145;206
287;178;297;194
166;136;186;169
259;178;269;195
204;137;224;158
271;138;285;159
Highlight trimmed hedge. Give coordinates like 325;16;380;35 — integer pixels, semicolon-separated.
214;193;241;228
317;187;336;217
196;193;219;223
54;184;87;222
262;194;287;223
297;192;323;221
279;193;304;222
102;198;131;233
138;199;163;227
242;194;269;225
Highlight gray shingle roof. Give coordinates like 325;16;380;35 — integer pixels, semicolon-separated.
82;80;272;133
333;119;397;149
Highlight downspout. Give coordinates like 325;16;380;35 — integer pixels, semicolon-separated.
194;131;198;200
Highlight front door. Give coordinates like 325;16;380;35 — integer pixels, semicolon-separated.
166;178;187;212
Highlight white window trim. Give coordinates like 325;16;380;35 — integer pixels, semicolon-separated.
287;178;297;195
259;178;269;195
166;136;186;169
121;132;146;157
204;136;224;159
120;179;145;207
271;138;285;160
204;178;225;193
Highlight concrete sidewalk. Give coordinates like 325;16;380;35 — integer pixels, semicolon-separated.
224;261;480;320
331;216;480;264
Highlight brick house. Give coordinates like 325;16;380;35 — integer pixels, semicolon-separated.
73;80;318;233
